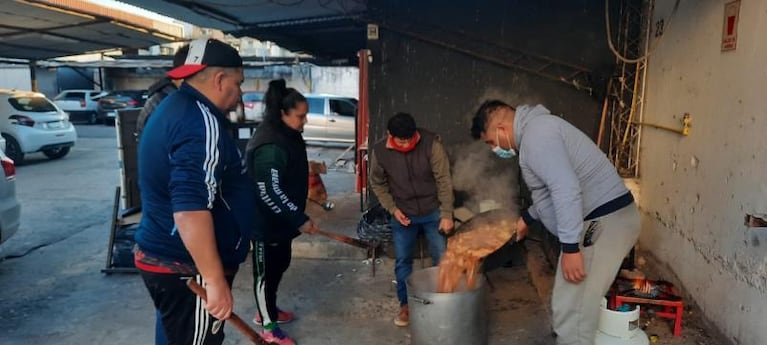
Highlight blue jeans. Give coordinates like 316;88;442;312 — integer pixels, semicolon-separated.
392;209;446;306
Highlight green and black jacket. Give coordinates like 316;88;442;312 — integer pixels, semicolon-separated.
245;120;309;243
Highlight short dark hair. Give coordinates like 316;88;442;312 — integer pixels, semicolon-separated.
471;100;514;139
387;112;417;139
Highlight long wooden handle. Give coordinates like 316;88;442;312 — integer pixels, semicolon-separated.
315;229;370;248
186;279;271;345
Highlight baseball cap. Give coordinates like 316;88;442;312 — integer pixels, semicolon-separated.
167;38;243;79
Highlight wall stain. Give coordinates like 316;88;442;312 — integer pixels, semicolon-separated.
646;210;767;293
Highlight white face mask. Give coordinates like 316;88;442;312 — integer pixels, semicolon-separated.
491;127;516;159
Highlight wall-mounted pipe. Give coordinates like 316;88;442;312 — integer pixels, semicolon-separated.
633;113;691;136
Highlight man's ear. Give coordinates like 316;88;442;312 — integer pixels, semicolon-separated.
214;70;226;91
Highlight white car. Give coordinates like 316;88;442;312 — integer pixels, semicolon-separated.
0;89;78;164
0;137;20;244
53;89;108;124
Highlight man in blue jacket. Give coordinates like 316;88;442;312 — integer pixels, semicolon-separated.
471;100;640;345
134;38;259;345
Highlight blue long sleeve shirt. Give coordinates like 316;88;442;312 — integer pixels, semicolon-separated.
135;83;259;269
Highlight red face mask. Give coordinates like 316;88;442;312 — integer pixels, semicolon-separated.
386;131;421;153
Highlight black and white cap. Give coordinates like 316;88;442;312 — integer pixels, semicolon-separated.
167;38;242;79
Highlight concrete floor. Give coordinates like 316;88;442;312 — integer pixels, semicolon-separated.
0;125;729;345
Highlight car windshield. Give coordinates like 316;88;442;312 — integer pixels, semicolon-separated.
55;92;84;100
242;93;263;102
8;96;57;112
330;98;357;117
307;98;324;113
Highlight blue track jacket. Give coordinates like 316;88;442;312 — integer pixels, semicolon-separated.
135;83;258;269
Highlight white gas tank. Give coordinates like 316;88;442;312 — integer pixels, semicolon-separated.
594;298;650;345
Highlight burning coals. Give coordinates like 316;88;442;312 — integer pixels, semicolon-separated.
614;278;682;301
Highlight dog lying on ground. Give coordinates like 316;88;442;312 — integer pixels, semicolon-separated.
308;160;334;210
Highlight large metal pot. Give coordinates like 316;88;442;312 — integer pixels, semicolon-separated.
407;267;488;345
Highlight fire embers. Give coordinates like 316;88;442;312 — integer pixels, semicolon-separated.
616;278;681;301
437;209;518;293
632;278;660;298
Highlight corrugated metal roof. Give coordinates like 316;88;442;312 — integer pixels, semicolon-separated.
119;0;367;64
0;0;183;60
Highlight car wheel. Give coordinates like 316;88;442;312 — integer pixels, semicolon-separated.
1;133;24;165
43;146;70;160
89;112;98;125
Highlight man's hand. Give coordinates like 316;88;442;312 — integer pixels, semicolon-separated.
393;209;411;226
439;217;454;234
203;278;233;320
515;217;529;241
299;219;320;234
561;252;586;284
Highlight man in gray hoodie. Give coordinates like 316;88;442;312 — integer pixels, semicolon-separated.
470;100;640;345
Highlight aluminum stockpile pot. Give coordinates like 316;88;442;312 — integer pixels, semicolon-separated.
407;267;488;345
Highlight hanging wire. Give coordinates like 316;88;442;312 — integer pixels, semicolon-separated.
605;0;680;63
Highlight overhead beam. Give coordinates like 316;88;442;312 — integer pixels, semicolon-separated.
0;18;110;37
0;23;123;48
168;0;242;27
0;41;73;55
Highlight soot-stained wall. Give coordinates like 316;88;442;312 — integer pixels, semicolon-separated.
366;0;617;148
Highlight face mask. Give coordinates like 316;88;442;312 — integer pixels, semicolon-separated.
492;127;516;159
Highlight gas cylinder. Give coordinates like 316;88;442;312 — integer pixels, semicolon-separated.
594;298;650;345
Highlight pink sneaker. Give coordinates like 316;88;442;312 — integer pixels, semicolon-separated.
253;309;295;325
259;327;296;345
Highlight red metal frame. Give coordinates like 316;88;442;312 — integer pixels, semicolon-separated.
613;295;683;337
609;279;684;337
355;49;370;199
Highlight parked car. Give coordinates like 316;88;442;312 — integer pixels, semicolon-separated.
242;91;264;122
302;94;358;143
0;137;20;245
0;89;78;164
53;89;108;124
97;90;148;125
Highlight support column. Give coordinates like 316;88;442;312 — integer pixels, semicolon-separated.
29;60;38;92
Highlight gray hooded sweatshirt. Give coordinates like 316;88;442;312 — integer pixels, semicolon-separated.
514;105;628;245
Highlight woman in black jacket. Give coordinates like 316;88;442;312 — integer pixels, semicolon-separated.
246;79;319;345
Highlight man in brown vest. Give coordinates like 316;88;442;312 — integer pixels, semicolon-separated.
369;112;455;327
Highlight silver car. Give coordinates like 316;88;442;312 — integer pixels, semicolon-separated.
0;136;20;244
302;94;358;143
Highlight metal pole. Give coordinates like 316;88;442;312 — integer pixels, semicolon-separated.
29;60;38;92
356;49;370;212
634;0;655;177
